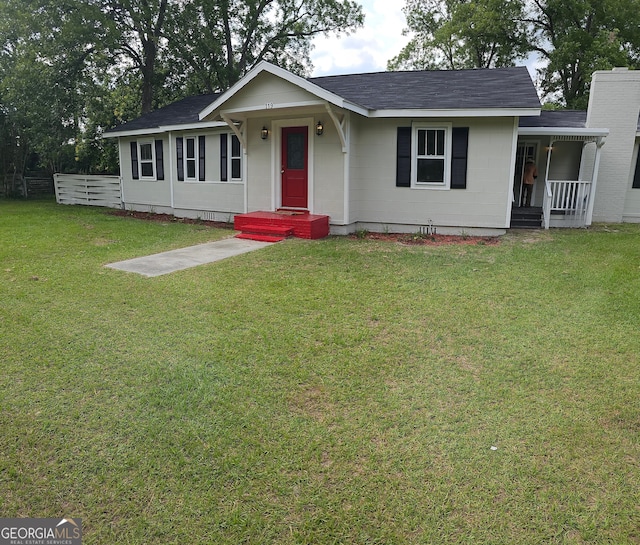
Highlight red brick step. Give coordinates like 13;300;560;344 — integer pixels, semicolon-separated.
235;233;286;242
234;211;330;240
239;224;294;237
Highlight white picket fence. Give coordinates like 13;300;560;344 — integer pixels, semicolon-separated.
54;174;122;208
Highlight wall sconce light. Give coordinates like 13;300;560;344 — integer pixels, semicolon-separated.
261;126;269;140
316;121;324;136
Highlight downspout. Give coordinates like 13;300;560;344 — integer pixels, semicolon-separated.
343;112;351;226
168;131;174;210
585;136;606;226
117;137;125;208
506;117;519;227
244;127;249;214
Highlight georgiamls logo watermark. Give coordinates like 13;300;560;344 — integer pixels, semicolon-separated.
0;517;82;545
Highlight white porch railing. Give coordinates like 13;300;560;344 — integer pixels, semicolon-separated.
542;180;592;229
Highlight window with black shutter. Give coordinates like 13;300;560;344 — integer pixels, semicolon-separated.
176;137;184;181
155;140;164;180
396;127;411;187
220;134;228;181
450;127;469;189
130;141;139;180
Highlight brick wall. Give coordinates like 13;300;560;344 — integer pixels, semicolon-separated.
586;68;640;222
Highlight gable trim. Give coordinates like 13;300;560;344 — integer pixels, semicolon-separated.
105;122;227;139
199;61;369;120
219;100;327;117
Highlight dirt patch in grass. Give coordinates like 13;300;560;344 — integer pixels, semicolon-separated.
350;231;501;246
109;210;235;229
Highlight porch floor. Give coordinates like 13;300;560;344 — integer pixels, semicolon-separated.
234;210;330;240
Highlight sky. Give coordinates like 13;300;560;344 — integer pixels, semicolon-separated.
310;0;410;76
309;0;541;79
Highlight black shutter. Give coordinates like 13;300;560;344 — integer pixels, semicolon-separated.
155;140;164;180
396;127;411;187
130;141;139;180
199;136;206;181
176;137;184;181
633;150;640;188
220;133;228;181
451;127;469;189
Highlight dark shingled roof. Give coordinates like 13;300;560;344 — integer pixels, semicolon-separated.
106;66;540;134
519;110;587;128
106;93;220;134
308;66;540;110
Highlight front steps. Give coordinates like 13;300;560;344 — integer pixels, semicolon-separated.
234;210;330;241
511;206;542;229
235;224;294;242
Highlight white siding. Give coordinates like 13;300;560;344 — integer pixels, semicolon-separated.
349;116;516;229
548;141;583;180
219;72;321;113
244;115;346;220
246;117;275;212
120;132;246;217
120;136;172;208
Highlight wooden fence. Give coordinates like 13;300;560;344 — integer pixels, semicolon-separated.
54;174;122;208
2;173;54;198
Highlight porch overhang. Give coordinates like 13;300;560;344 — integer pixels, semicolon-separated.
518;126;609;139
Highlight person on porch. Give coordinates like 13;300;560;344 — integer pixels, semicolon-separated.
521;160;538;207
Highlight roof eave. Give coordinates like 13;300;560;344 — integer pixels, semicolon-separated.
367;107;541;118
103;121;228;138
518;127;609;137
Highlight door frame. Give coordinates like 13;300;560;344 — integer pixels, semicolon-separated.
514;140;540;207
271;117;315;212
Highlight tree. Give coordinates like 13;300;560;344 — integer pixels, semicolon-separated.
388;0;529;71
0;0;108;178
526;0;640;108
102;0;169;114
165;0;364;94
0;0;363;177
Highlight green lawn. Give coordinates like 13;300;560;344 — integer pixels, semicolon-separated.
1;200;639;544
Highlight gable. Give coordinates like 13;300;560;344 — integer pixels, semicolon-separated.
209;71;325;117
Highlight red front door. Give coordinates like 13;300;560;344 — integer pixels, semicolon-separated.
281;126;308;208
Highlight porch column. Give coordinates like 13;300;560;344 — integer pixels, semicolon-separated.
543;140;554;229
585;136;606;226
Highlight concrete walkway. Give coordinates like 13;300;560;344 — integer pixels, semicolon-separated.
105;237;274;277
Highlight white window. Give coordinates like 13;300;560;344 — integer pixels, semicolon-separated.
229;134;242;180
412;124;452;188
185;136;197;180
221;133;242;181
177;135;205;182
139;142;155;178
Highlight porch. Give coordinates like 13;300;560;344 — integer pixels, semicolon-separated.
234;210;330;241
518;113;608;229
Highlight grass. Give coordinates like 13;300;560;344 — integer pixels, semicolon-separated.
1;199;639;544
